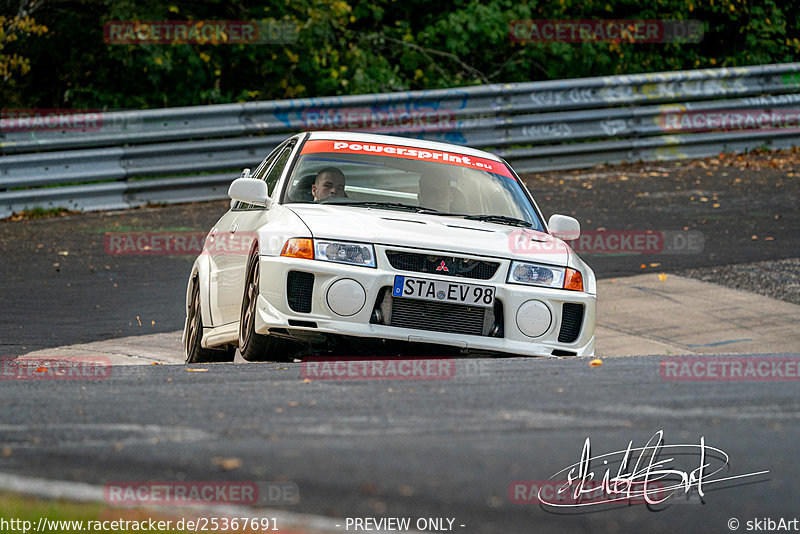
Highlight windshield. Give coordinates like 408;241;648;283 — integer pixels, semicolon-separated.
283;139;544;230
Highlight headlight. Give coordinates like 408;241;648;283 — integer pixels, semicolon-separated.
314;240;375;267
508;261;583;291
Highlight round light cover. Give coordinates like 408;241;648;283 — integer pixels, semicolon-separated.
516;300;552;338
326;279;366;316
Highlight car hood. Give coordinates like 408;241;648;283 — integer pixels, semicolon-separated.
286;205;570;265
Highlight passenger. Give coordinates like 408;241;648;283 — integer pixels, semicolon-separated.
417;170;452;212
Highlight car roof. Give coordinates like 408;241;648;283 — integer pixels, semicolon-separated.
306;131;505;163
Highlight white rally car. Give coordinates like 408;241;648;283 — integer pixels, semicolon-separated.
183;131;596;362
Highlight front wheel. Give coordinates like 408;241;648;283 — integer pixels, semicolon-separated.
185;279;235;363
238;253;299;362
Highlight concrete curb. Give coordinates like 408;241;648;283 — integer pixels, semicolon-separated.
16;274;800;362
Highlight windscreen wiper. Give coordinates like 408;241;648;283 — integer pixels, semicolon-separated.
462;214;533;228
323;200;441;214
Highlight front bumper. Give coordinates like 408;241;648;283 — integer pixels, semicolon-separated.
254;245;596;357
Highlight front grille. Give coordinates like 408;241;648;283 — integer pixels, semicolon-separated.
386;250;499;280
389;297;487;336
287;271;314;313
558;303;584;343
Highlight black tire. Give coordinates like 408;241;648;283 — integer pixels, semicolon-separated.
185;279;235;363
238;252;298;362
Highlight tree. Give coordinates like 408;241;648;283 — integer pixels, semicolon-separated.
0;0;48;106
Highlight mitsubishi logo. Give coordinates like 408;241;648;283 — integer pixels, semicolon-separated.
436;261;449;272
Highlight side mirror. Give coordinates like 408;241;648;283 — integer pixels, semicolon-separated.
548;214;580;240
228;177;272;207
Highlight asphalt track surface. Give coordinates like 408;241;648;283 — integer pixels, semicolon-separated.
1;152;798;356
0;355;795;533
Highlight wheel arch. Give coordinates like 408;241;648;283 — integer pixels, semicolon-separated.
187;254;214;330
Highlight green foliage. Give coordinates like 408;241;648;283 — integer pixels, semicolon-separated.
0;7;48;106
1;0;798;109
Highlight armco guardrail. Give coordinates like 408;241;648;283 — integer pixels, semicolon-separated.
2;63;800;217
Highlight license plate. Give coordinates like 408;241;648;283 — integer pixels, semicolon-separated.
392;275;495;307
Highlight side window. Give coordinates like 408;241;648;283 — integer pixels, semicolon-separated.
234;142;288;210
263;142;295;195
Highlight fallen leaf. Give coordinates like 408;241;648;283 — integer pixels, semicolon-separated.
58;250;69;256
751;235;759;240
1;447;11;458
303;378;312;383
212;457;243;471
186;368;208;372
590;359;603;367
658;273;668;281
150;362;162;365
649;263;661;267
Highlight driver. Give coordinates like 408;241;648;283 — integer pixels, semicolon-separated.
312;167;346;201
